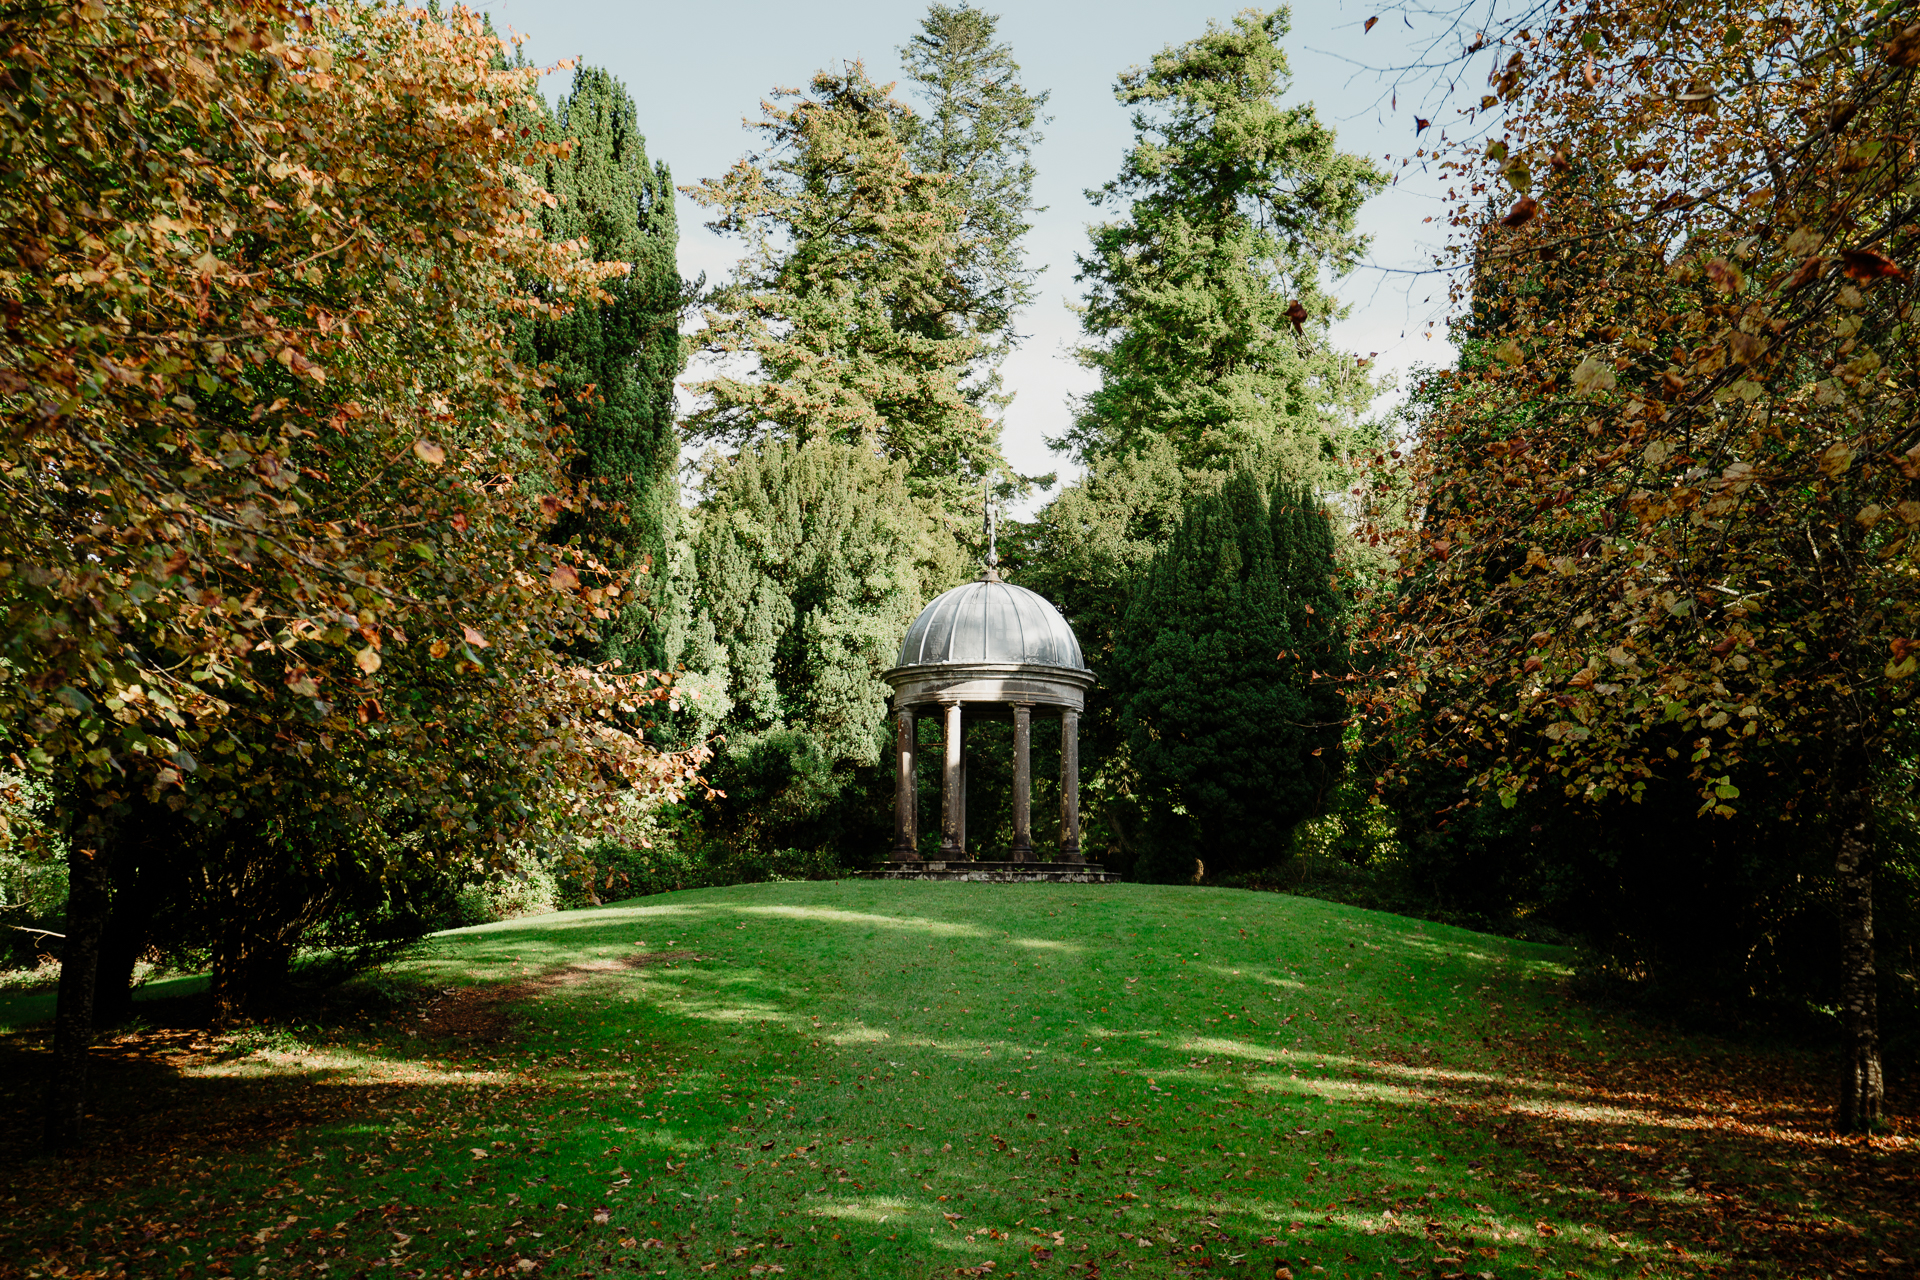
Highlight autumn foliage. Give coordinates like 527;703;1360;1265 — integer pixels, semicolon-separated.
1375;0;1919;1128
0;0;705;1142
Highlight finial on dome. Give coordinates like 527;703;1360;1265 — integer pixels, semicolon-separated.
982;477;999;579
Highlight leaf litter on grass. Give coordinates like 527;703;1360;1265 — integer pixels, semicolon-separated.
0;884;1911;1279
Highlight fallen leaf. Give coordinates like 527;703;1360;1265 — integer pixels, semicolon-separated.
412;438;446;465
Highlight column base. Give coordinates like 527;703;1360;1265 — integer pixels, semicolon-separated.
862;860;1118;884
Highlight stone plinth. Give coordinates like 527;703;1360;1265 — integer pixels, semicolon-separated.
861;860;1117;884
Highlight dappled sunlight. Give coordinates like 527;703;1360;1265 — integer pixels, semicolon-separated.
181;1049;519;1089
444;902;706;936
807;1196;920;1225
1207;965;1307;990
729;904;987;937
1009;936;1083;953
826;1025;893;1044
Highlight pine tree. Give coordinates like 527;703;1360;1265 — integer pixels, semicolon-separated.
523;66;685;669
1109;465;1346;881
1067;8;1386;478
684;62;1003;509
897;3;1049;410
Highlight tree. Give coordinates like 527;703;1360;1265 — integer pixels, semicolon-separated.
522;65;687;670
897;3;1049;411
682;62;1002;509
0;0;703;1148
1067;7;1386;477
689;436;950;856
1109;465;1347;881
1376;0;1920;1129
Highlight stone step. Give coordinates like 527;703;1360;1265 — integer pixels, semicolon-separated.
860;860;1118;884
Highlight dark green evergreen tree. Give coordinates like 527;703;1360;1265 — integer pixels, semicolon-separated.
685;63;1002;513
1109;465;1347;882
523;66;685;669
1067;8;1385;478
688;436;947;858
897;3;1049;411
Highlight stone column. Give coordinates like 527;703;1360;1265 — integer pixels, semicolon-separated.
958;742;968;856
1060;708;1082;863
891;706;919;859
1010;703;1034;862
940;702;964;858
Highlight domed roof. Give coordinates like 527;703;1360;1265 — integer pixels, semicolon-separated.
896;575;1086;671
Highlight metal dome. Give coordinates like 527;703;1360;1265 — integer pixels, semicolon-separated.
896;575;1086;671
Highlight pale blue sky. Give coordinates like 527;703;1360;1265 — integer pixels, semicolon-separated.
482;0;1464;496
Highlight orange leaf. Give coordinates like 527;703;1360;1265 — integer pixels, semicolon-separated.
1840;249;1903;282
1364;15;1378;32
1782;256;1826;290
412;438;446;465
1500;196;1538;228
462;624;490;649
550;563;580;592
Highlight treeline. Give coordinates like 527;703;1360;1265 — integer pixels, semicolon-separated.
6;0;1916;1146
1361;0;1920;1130
0;0;708;1148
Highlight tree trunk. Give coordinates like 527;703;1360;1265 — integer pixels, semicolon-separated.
45;838;110;1153
94;827;157;1029
1833;728;1884;1132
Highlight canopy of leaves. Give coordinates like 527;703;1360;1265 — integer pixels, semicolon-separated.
1371;0;1920;1129
1378;0;1919;820
0;0;702;888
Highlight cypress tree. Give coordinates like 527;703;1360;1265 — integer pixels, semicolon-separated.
523;66;685;669
689;437;944;856
1110;464;1346;881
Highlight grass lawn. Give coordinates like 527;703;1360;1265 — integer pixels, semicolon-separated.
0;880;1912;1279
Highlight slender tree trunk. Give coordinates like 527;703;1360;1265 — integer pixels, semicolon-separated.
1833;726;1884;1132
45;838;110;1153
94;825;156;1028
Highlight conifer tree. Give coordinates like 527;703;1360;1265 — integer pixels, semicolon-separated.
523;66;685;669
1068;8;1385;478
693;437;935;769
1109;466;1346;881
684;63;1003;509
897;3;1049;409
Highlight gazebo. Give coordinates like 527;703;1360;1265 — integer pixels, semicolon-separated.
874;563;1111;882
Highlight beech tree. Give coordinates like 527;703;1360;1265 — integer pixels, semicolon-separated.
1068;8;1386;477
0;0;703;1149
683;62;1004;509
1376;0;1920;1129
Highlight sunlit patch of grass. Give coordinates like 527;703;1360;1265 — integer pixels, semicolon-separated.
0;879;1869;1278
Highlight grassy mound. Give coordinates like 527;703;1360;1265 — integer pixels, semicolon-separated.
0;881;1910;1279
